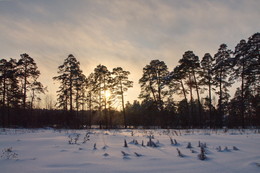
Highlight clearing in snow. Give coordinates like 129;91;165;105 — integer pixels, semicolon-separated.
0;128;260;173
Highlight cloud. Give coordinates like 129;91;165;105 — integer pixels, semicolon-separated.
0;0;259;104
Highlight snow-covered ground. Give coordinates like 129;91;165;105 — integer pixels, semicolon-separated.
0;128;260;173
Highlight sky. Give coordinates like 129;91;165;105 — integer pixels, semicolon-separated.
0;0;259;108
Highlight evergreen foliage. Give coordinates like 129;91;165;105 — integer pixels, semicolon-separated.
0;32;259;129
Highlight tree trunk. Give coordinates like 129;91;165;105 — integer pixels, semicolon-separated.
148;73;157;104
157;70;162;110
241;62;245;128
218;69;223;128
120;80;127;128
89;92;92;129
180;80;187;103
180;79;190;127
188;73;193;102
30;89;35;109
23;65;27;109
76;89;79;114
192;69;202;128
69;74;73;112
208;77;212;128
2;74;6;108
104;82;108;129
188;73;194;128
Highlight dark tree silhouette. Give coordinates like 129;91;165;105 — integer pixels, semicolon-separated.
178;51;202;127
168;65;189;127
53;54;85;113
17;53;44;109
232;33;260;127
92;64;112;128
200;53;215;127
139;60;169;111
213;44;233;127
112;67;133;128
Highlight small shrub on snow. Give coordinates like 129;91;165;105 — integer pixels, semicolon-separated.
103;153;109;157
121;151;130;156
224;146;230;152
131;139;138;145
176;148;184;157
170;137;174;145
141;140;145;147
173;130;179;136
198;147;207;160
170;137;178;145
147;137;157;147
198;141;207;148
82;132;90;144
147;134;154;139
124;139;128;147
233;146;239;150
1;147;18;160
68;133;80;144
186;142;192;148
216;146;222;152
134;152;142;157
68;136;73;144
131;131;134;136
93;143;97;150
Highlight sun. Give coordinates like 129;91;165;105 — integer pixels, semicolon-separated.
105;90;111;99
102;90;111;99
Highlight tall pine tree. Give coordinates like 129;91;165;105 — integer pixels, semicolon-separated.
112;67;133;128
139;60;169;111
200;53;215;127
17;53;44;109
53;54;85;113
213;44;233;127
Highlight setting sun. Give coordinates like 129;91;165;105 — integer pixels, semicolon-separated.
101;90;111;99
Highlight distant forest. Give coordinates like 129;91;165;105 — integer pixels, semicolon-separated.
0;33;259;129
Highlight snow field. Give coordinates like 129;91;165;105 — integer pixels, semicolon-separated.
0;129;260;173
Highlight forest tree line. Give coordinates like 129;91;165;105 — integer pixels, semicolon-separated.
0;33;259;129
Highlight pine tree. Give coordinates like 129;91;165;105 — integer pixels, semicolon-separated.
0;59;8;108
139;60;169;111
74;72;86;113
53;54;85;113
112;67;133;128
233;33;260;127
178;51;202;127
6;59;22;109
0;59;20;108
92;64;112;128
17;53;44;109
85;72;98;128
213;44;233;127
200;53;215;127
169;65;188;103
233;39;248;127
168;65;189;127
